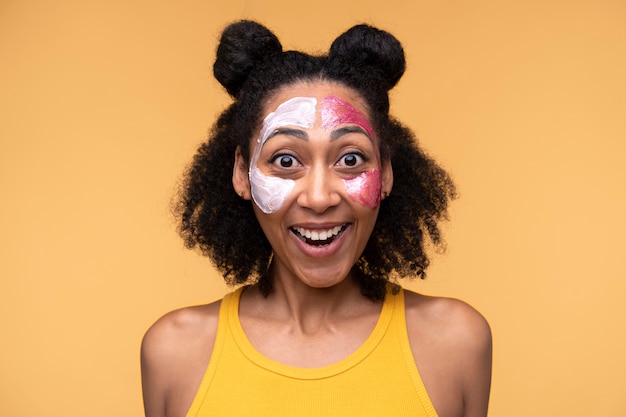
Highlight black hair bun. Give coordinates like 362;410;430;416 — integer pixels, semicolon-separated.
328;24;406;91
213;20;283;97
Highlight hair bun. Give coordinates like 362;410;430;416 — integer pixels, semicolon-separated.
328;24;406;90
213;20;283;97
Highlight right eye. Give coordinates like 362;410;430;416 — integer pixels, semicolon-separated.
271;154;299;168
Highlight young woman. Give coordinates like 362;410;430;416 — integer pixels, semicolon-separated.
141;20;492;417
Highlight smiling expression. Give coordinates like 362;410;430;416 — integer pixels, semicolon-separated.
234;81;393;288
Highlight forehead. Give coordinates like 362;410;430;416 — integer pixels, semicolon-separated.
262;81;371;120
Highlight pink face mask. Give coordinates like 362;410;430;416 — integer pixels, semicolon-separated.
321;96;382;209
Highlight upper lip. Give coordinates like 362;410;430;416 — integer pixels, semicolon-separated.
289;221;349;230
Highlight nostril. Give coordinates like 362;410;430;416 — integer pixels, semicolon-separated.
296;176;341;211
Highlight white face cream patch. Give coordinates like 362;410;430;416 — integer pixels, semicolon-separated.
249;97;317;214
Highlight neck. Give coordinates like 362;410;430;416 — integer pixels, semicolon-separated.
243;268;377;336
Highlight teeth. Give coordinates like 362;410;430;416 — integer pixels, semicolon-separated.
294;225;344;241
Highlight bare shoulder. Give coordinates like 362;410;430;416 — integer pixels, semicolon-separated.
403;290;492;417
141;300;222;417
141;300;221;364
404;290;491;349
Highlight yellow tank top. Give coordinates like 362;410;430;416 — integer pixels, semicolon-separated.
186;287;438;417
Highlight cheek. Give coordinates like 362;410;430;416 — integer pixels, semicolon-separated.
342;169;382;209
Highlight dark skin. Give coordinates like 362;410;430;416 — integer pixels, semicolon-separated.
141;81;492;417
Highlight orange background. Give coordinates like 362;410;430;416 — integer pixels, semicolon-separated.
1;1;625;416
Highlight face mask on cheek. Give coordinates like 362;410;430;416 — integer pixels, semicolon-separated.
249;97;317;214
342;169;383;209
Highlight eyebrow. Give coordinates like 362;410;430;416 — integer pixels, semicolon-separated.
330;126;371;141
266;127;309;141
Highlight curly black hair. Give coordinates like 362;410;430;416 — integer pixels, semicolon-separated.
175;20;456;301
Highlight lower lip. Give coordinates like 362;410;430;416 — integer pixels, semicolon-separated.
290;225;351;258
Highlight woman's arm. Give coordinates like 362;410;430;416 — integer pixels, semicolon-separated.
457;303;492;417
141;320;172;417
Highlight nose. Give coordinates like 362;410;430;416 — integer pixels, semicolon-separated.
296;165;341;213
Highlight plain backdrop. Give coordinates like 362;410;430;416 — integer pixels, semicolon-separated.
1;0;625;416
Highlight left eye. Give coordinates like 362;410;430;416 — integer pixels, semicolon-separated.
338;153;365;167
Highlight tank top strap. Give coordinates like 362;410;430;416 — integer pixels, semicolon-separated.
390;288;439;417
185;289;240;417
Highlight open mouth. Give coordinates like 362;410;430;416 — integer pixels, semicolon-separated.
291;224;347;247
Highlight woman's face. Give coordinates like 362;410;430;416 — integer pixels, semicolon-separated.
233;81;393;289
